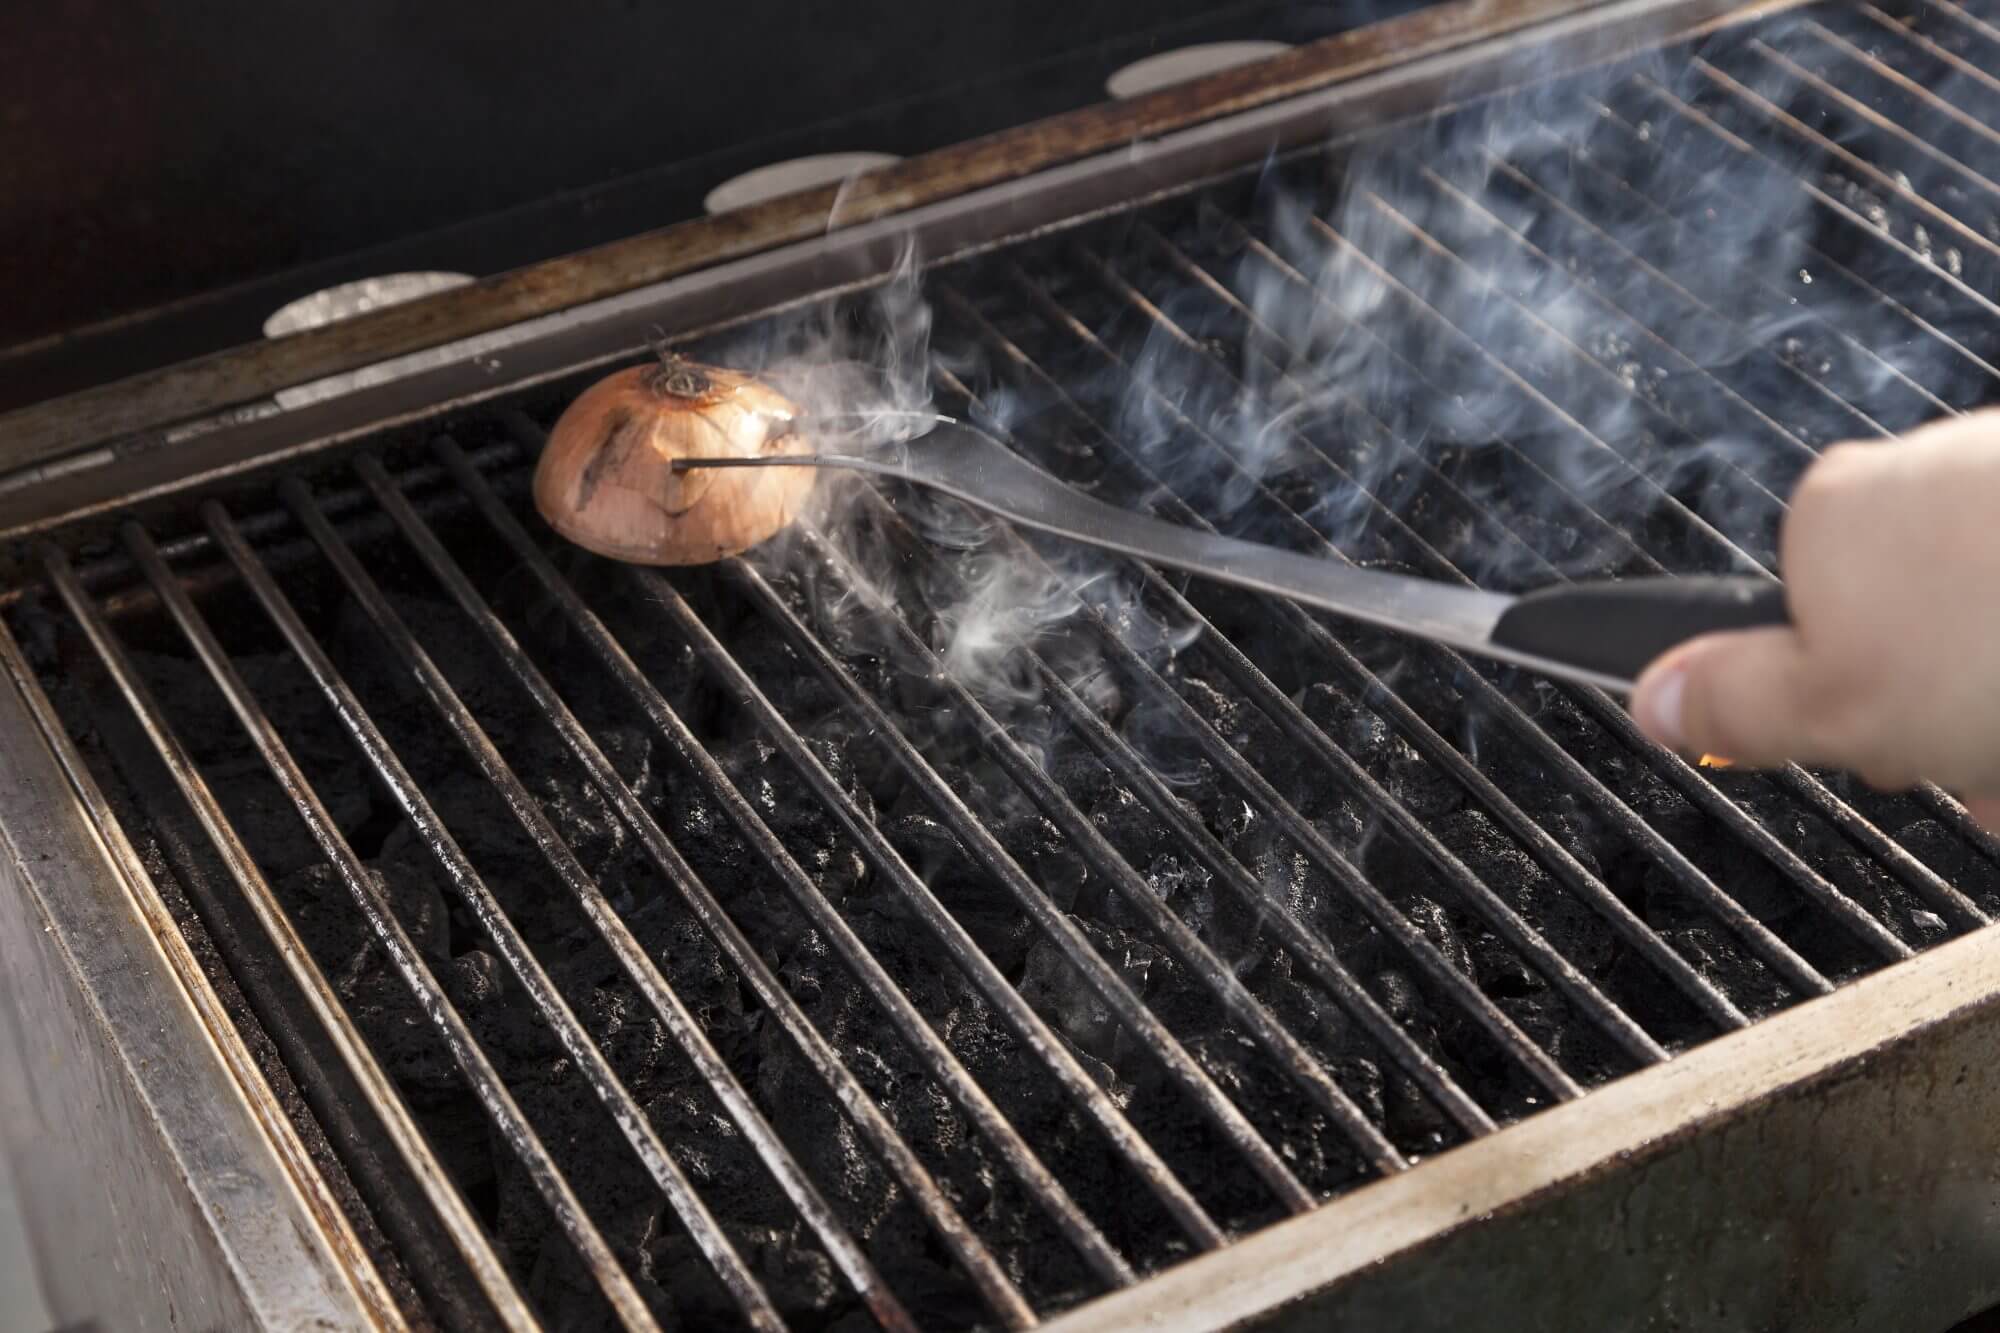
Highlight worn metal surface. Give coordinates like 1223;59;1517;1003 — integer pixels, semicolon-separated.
0;619;392;1330
1043;924;2000;1332
0;0;1799;473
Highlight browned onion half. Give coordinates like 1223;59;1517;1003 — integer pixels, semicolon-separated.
532;356;816;565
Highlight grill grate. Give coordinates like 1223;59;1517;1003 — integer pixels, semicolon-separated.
13;2;2000;1327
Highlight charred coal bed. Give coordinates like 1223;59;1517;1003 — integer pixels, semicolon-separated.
16;5;2000;1329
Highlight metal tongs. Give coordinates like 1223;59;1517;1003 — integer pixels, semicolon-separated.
674;417;1788;693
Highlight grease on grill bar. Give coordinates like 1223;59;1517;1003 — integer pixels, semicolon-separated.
14;1;2000;1328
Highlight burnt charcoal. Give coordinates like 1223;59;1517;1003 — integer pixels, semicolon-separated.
1255;843;1365;958
1299;683;1463;819
1087;783;1158;860
658;735;868;915
112;648;379;873
994;809;1088;909
1442;808;1616;978
1659;922;1792;1018
1896;818;2000;915
447;948;506;1009
883;808;967;878
285;860;450;968
1019;935;1127;1064
1048;745;1116;809
207;753;375;877
280;862;462;1104
646;1224;843;1328
580;981;674;1088
1182;1029;1366;1195
12;591;62;676
1237;950;1350;1055
1398;897;1475;983
326;590;536;771
1370;968;1444;1052
1194;768;1264;853
635;913;756;1057
1176;675;1244;747
98;649;230;746
517;724;661;877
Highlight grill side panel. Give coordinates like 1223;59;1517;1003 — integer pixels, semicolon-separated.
0;634;392;1330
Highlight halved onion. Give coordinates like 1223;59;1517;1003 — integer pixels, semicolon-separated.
533;356;816;565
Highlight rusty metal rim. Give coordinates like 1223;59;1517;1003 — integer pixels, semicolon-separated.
1038;921;2000;1332
0;0;1795;475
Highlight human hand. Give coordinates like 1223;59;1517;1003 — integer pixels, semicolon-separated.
1629;409;2000;828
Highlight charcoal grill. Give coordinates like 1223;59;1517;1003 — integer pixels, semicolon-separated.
6;0;2000;1328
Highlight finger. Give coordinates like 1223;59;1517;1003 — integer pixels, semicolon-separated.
1960;794;2000;833
1630;627;1818;767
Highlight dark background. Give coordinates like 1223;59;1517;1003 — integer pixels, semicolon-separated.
0;0;1422;408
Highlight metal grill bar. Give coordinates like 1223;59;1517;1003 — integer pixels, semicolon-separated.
1356;190;1804;505
39;542;554;1333
1617;80;2000;392
1128;216;1775;1027
461;413;1406;1190
898;368;1511;1127
1913;0;2000;46
1206;210;1910;972
0;622;423;1330
1858;2;2000;107
515;447;1329;1210
1084;231;1898;988
939;283;1683;1062
355;448;1170;1288
1788;21;2000;210
1348;169;1989;933
1305;203;1973;933
694;563;1324;1216
345;511;1133;1302
1489;129;1935;436
1296;218;1769;573
285;489;1045;1327
287;467;913;1332
1743;36;2000;215
783;519;1422;1155
184;509;673;1331
1418;151;1980;824
1512;94;2000;872
1001;261;1673;1066
821;418;1499;1132
963;272;1844;998
1692;59;2000;322
1406;164;1818;463
1211;220;1671;570
624;558;1234;1248
1566;80;2000;901
409;454;1091;1328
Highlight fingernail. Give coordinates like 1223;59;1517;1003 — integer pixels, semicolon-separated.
1640;665;1687;749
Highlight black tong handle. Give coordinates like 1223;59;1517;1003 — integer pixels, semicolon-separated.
1489;576;1790;685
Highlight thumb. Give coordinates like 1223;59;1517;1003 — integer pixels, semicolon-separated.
1960;794;2000;833
1630;627;1817;767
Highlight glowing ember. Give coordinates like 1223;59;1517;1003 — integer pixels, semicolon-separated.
1698;754;1734;769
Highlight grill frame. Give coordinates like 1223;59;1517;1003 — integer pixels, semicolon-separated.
8;0;2000;1328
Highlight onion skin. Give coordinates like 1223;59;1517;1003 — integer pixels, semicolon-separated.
533;358;816;565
